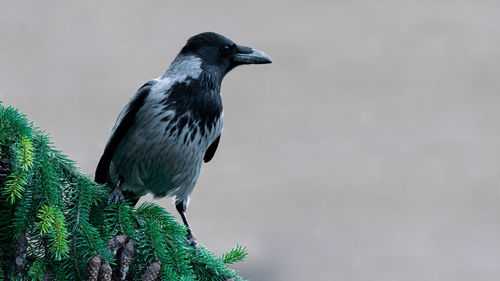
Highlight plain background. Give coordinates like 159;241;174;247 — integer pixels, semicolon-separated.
1;1;499;280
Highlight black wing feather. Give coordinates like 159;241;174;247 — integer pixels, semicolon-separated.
204;134;220;163
95;81;155;184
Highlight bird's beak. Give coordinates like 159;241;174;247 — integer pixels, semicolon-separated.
231;45;272;65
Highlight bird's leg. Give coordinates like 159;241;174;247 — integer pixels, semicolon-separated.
108;179;126;204
176;202;198;248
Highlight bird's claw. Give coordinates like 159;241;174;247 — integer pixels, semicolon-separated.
108;187;126;204
186;232;199;250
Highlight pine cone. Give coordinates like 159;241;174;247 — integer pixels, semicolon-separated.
99;261;112;281
86;255;102;281
119;240;134;281
107;234;129;255
14;234;28;274
112;240;134;281
141;262;161;281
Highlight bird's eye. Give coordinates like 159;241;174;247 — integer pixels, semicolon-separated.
221;44;233;55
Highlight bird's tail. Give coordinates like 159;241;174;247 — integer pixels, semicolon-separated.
95;154;110;185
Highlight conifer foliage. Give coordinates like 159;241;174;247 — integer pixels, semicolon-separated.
0;103;248;281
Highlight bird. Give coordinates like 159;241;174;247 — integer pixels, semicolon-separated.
95;32;272;245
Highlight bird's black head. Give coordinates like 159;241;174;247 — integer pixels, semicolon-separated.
179;32;272;75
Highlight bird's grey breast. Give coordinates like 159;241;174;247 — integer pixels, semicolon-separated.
110;65;223;198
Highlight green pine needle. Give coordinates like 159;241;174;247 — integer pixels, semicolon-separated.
19;135;34;171
50;208;69;259
36;205;56;235
27;260;46;281
3;169;26;204
221;245;248;265
35;205;69;259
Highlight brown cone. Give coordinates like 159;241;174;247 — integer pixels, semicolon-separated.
141;262;161;281
86;255;102;281
99;261;112;281
113;240;134;281
107;234;129;255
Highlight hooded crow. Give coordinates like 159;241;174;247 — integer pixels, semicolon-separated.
95;32;272;245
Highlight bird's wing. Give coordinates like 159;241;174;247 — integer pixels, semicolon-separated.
204;134;221;163
95;81;156;184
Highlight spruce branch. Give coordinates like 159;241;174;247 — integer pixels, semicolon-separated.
221;245;248;265
3;168;26;204
28;259;47;281
50;208;69;259
0;103;248;280
19;135;34;172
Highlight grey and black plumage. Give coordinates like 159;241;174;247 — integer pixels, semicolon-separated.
95;32;271;244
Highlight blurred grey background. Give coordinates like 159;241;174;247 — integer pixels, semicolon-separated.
1;1;500;280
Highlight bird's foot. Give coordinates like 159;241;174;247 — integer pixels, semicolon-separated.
186;232;200;250
108;186;126;204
